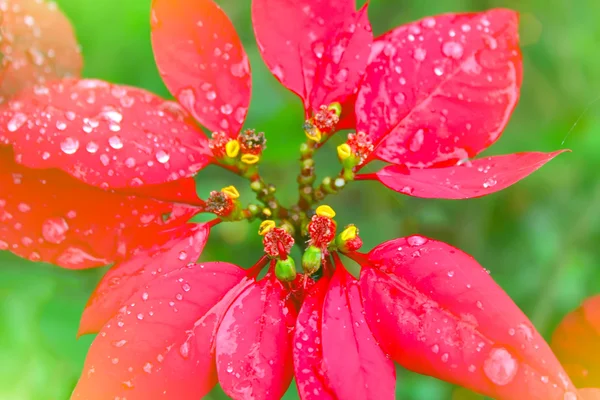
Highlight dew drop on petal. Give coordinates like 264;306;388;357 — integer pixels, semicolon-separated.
220;104;233;115
41;217;69;244
442;41;464;59
86;141;99;154
7;113;27;132
155;150;170;164
407;235;428;247
108;135;123;150
483;347;518;386
413;48;427;62
179;342;190;359
60;137;79;155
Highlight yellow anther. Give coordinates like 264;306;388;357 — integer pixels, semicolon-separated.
221;185;240;199
316;205;336;218
340;225;358;242
304;127;322;143
262;208;272;217
225;139;240;158
241;154;260;165
328;102;342;117
258;220;276;236
337;143;352;161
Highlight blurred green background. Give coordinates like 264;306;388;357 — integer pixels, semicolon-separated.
2;0;600;398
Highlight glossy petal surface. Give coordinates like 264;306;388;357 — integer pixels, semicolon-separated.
0;148;195;269
0;0;82;102
580;389;600;400
72;262;250;400
152;0;251;136
551;295;600;388
216;273;296;400
0;79;212;190
356;10;522;167
365;151;565;199
360;236;574;400
293;278;335;400
79;224;210;335
253;0;372;114
322;261;395;400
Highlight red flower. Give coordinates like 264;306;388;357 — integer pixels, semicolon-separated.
341;10;566;199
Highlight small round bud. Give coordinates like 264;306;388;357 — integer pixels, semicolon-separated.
302;246;322;275
337;143;352;161
258;220;276;236
225;139;241;158
275;256;297;282
241;154;260;164
221;185;240;199
327;102;342;117
316;205;336;218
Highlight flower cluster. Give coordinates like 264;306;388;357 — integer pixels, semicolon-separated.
0;0;597;400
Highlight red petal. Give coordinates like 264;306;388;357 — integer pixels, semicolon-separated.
253;0;373;114
0;0;82;102
151;0;251;136
551;295;600;388
362;151;565;199
322;258;396;400
78;223;210;336
356;10;522;167
0;148;196;269
72;262;250;400
0;78;212;191
359;236;575;400
293;278;335;400
580;389;600;400
216;273;296;400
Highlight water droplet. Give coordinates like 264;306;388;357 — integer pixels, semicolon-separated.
483;347;518;386
100;154;110;166
407;235;428;247
125;157;136;168
442;41;464;59
422;17;436;28
137;313;144;320
433;66;444;77
108;136;123;150
86;141;99;154
155;150;170;164
60;137;79;155
7;113;27;132
441;353;449;363
56;120;67;131
409;129;425;152
541;376;549;384
182;283;191;292
313;42;325;59
178;251;187;261
220;104;233;115
431;344;439;354
143;362;153;373
206;91;217;101
113;339;128;348
447;270;455;278
335;68;349;83
41;217;69;244
413;48;427;62
394;93;406;105
179;342;190;358
483;178;497;188
226;364;234;373
41;151;50;160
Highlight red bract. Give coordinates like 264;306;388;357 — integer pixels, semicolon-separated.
0;147;196;269
253;0;373;117
0;0;82;102
349;10;565;199
357;235;576;400
552;295;600;389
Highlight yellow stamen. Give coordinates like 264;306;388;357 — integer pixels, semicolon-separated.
225;140;240;158
241;154;260;165
262;208;272;217
221;186;240;199
258;220;276;236
328;102;342;117
304;127;322;143
340;225;358;241
316;205;336;218
337;143;352;161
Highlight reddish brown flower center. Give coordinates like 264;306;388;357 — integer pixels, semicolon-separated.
263;227;294;258
238;129;267;155
205;190;234;217
313;104;340;133
347;131;374;164
209;131;230;158
308;215;337;249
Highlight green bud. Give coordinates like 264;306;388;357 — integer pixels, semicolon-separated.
302;246;322;275
275;256;297;282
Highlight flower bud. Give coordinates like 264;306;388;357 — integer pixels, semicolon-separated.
336;224;363;253
302;246;322;275
275;256;297;282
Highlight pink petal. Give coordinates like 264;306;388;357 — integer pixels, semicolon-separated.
321;258;395;400
216;273;296;400
151;0;251;136
361;151;565;199
551;295;600;388
0;78;212;191
356;10;522;167
580;389;600;400
0;0;82;102
79;223;210;335
252;0;373;114
293;278;335;400
72;262;250;400
0;148;196;269
359;236;576;400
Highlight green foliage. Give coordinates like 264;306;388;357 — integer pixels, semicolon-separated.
1;0;600;398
